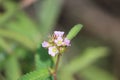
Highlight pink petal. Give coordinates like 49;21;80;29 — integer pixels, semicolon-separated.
42;41;49;47
54;37;63;46
64;38;71;46
54;31;64;37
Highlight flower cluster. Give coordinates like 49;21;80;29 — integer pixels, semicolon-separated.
42;31;71;57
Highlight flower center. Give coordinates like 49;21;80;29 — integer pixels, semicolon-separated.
57;40;62;45
52;48;58;53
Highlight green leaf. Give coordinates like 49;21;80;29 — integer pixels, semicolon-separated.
66;24;83;40
34;45;54;80
0;1;17;26
0;29;36;50
18;69;50;80
37;0;63;36
80;66;116;80
64;47;109;73
6;11;41;44
5;55;21;80
59;47;109;80
35;45;53;70
0;38;12;53
0;53;6;70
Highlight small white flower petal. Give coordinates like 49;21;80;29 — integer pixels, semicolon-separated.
48;46;59;57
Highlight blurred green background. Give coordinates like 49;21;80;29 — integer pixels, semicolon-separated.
0;0;120;80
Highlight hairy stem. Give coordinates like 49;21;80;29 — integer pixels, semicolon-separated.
53;54;61;80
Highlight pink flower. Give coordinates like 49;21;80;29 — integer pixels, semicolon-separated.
64;38;71;46
48;46;59;56
54;37;63;46
42;41;50;48
42;31;71;57
54;31;64;37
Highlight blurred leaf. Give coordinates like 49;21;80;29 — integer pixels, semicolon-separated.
59;47;109;80
15;48;27;59
5;55;21;80
37;0;63;36
80;66;116;80
64;47;109;73
6;11;42;44
0;1;17;26
18;69;51;80
0;29;36;50
33;45;54;80
0;38;12;53
35;45;53;70
66;24;83;40
0;53;6;70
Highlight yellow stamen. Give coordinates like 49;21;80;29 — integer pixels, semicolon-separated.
52;48;57;53
58;41;62;45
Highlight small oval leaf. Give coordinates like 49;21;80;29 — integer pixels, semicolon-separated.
66;24;83;40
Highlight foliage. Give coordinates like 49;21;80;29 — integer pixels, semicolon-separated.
18;69;50;80
66;24;83;40
0;0;116;80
